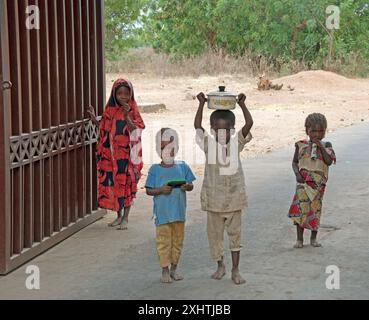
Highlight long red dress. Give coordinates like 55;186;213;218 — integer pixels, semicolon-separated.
96;79;145;212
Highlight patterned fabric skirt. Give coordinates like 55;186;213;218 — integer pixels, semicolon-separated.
288;170;327;231
97;158;140;212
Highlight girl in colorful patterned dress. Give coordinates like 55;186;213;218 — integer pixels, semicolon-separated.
288;113;336;248
87;79;145;230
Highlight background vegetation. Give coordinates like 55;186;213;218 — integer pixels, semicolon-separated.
105;0;369;76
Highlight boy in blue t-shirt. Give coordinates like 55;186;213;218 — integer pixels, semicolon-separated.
145;128;196;283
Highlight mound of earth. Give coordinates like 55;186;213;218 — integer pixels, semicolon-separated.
274;70;367;92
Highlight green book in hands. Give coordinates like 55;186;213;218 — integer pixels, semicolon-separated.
166;179;186;188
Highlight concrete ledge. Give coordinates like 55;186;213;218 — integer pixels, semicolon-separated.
138;103;166;113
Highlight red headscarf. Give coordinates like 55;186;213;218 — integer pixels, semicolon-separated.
96;79;145;211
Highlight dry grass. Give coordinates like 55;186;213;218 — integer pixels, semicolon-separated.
105;47;369;78
105;48;276;77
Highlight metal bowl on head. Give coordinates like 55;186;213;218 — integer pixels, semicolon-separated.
207;86;237;110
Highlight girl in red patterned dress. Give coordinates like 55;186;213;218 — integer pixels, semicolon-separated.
288;113;336;248
87;79;145;230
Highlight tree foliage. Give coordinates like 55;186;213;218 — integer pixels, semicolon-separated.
142;0;369;67
104;0;146;60
105;0;369;73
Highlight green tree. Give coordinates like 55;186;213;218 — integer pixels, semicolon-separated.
104;0;146;61
142;0;220;57
142;0;369;73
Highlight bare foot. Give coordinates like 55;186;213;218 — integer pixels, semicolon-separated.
161;268;173;284
117;219;128;230
294;241;303;248
231;269;246;285
108;216;123;227
170;271;184;281
310;239;322;247
211;264;226;280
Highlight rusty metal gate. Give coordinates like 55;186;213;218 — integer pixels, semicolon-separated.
0;0;105;274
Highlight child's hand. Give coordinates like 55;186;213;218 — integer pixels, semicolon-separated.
197;92;207;105
160;185;173;195
86;105;96;120
86;105;99;126
237;93;247;105
296;173;305;184
121;103;130;116
311;138;324;149
180;183;191;192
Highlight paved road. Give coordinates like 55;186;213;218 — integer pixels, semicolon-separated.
1;122;368;299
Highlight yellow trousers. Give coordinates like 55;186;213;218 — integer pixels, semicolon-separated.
156;221;185;268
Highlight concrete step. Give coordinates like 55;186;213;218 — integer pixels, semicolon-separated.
138;103;166;113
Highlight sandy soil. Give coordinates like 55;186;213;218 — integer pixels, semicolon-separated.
1;122;368;299
106;70;369;185
1;71;368;299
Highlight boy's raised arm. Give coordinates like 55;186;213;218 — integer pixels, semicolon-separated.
194;92;207;132
238;93;254;138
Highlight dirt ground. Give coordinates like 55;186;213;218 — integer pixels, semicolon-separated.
1;122;368;299
106;70;369;183
1;71;368;299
